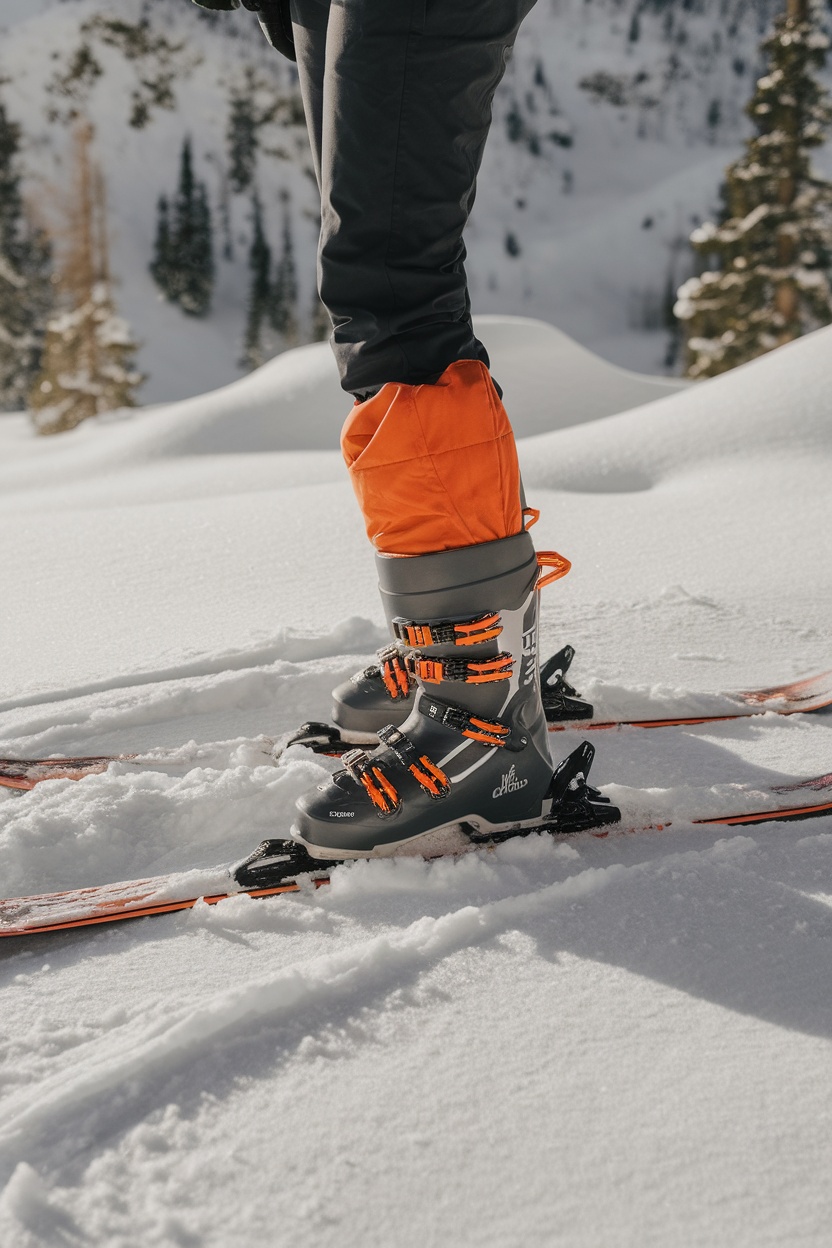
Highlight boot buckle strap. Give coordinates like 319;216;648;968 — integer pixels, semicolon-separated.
392;612;503;648
406;651;514;685
377;725;451;800
340;748;402;815
418;695;511;748
375;645;412;699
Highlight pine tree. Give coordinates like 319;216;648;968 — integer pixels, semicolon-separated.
269;199;298;343
29;122;141;435
171;137;214;316
149;193;172;294
675;0;832;378
240;192;272;370
227;89;258;195
152;137;215;316
0;100;53;410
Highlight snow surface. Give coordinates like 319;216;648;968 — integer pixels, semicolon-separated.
1;318;832;1246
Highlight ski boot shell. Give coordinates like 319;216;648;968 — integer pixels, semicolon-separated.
294;533;611;858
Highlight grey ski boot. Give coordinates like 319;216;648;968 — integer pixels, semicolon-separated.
292;531;617;859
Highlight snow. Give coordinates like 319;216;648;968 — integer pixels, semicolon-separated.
1;314;831;1245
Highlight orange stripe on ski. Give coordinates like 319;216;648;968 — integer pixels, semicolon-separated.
694;800;832;826
0;878;331;937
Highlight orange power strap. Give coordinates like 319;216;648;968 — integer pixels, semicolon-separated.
523;507;540;531
360;766;400;814
409;755;451;800
536;550;571;589
410;652;514;685
342;748;402;814
378;648;411;699
376;725;452;801
462;716;511;747
393;612;503;648
417;696;511;748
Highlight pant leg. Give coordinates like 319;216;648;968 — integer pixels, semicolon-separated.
300;0;536;397
290;0;330;192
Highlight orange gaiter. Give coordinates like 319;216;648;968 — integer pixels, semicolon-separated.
340;358;522;556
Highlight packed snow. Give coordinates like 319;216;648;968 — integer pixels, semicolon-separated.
1;316;832;1246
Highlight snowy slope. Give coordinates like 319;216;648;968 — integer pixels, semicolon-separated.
2;0;823;400
1;324;831;1247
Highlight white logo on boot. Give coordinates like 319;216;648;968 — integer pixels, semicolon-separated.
521;625;537;686
492;765;529;799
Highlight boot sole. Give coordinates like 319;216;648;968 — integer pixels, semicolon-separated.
291;806;558;861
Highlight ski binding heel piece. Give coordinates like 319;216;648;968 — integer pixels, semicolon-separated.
540;646;594;724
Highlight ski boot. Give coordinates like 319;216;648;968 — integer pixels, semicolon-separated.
233;736;615;888
292;531;619;860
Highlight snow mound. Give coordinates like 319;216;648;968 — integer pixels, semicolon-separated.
521;323;832;493
112;315;685;456
0;316;684;494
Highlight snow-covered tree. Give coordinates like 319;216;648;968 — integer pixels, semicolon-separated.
240;192;272;370
269;197;298;343
227;88;258;195
675;0;832;378
29;122;141;435
149;193;173;294
0;100;53;411
150;137;214;316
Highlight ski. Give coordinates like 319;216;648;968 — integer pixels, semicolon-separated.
2;648;830;789
2;744;831;939
0;741;278;792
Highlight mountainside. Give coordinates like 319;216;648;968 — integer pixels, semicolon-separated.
2;0;829;402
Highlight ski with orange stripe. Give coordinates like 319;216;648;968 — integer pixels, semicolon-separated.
2;749;831;939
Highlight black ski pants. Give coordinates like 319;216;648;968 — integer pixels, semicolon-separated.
290;0;536;396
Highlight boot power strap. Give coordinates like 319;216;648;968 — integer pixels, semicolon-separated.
406;650;514;686
376;725;451;799
339;738;450;810
418;695;511;749
339;748;402;816
392;612;502;648
372;646;412;700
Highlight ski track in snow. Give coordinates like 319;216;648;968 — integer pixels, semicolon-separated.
1;321;832;1245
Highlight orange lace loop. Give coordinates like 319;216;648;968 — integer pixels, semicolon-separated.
378;648;412;699
409;651;514;685
523;507;540;531
536;550;571;589
393;612;503;648
409;755;451;800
